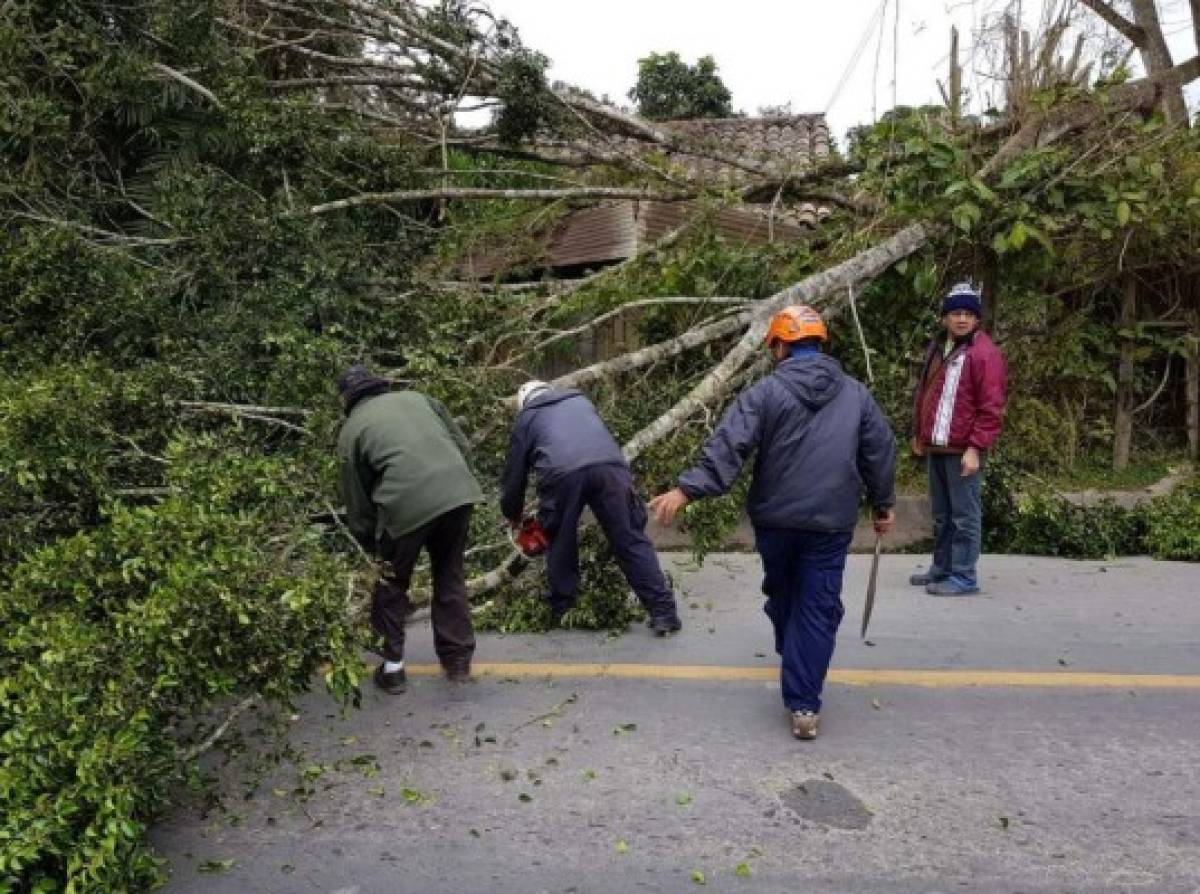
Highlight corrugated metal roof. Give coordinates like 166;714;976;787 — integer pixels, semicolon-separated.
548;203;637;269
635;201;812;246
456;200;814;279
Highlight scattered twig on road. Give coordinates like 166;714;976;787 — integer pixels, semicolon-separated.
508;692;579;735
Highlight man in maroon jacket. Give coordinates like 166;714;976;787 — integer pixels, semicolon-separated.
910;282;1007;595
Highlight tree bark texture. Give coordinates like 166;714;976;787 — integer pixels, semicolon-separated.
1079;0;1190;125
1113;275;1137;471
949;26;963;130
1128;0;1190;125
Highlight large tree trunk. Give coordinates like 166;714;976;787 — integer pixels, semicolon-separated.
1113;275;1137;471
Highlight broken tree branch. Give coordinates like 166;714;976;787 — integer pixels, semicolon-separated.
183;695;260;761
302;186;695;217
1133;360;1172;414
151;62;224;109
549;310;752;395
620;222;932;463
266;74;428;89
525;297;751;356
1193;0;1200;64
1078;0;1146;46
176;400;312;417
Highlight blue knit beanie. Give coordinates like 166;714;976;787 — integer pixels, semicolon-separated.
941;282;982;317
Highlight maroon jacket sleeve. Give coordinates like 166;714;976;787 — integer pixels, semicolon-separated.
967;342;1007;450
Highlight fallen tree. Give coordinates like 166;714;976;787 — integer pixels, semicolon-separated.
3;2;1200;891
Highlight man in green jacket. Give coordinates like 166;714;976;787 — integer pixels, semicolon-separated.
336;365;484;694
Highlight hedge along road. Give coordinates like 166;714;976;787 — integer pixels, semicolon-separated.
152;553;1200;893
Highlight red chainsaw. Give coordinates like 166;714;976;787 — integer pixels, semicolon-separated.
508;516;549;558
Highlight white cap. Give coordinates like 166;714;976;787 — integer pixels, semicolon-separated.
516;380;550;410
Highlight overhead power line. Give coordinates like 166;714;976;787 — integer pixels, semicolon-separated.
825;0;891;114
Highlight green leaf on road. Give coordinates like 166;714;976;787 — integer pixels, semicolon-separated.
401;788;425;804
735;862;751;877
998;816;1010;829
675;793;692;806
613;723;638;735
692;869;707;884
198;859;235;874
616;839;628;854
518;792;533;803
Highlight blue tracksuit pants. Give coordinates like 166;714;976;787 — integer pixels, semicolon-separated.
538;463;676;620
754;527;853;713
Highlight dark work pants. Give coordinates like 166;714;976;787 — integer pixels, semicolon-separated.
927;452;984;586
754;527;853;713
538;464;677;619
371;504;475;669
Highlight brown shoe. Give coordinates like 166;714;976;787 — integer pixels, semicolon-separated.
791;711;819;740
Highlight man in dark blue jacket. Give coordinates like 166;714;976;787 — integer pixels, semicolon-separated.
650;305;896;740
501;381;681;634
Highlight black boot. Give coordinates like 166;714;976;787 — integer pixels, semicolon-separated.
373;663;407;694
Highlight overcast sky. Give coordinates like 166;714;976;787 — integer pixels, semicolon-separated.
478;0;1199;144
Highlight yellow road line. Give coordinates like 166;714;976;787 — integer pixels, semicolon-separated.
402;662;1200;690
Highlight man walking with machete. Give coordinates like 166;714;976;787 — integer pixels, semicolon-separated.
650;306;896;740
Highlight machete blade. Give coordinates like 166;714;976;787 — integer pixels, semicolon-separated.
861;534;883;640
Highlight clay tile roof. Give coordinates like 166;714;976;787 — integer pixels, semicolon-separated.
663;114;830;163
633;114;830;183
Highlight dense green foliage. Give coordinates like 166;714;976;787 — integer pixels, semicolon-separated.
1140;476;1200;560
2;2;457;890
980;455;1198;560
628;51;734;121
0;441;359;890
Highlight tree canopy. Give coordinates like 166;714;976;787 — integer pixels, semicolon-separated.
628;51;735;121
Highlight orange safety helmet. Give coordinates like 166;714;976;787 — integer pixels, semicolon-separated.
764;304;828;347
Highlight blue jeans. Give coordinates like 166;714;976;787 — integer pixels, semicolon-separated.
754;528;853;713
926;453;984;586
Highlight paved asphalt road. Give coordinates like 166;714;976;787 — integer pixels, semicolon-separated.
152;554;1200;893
